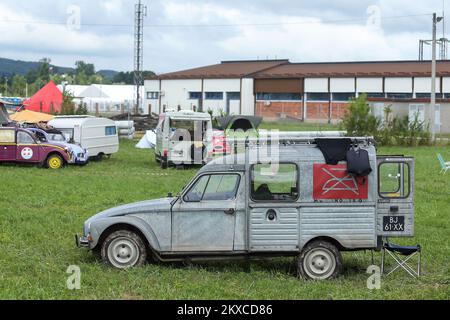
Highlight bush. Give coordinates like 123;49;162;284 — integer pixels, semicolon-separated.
341;94;431;146
340;94;380;137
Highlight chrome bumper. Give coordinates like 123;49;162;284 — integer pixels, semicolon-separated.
75;234;90;248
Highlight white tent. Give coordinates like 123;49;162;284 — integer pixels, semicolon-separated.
57;84;145;113
136;130;156;149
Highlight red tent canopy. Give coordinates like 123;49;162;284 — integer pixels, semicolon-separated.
23;80;63;114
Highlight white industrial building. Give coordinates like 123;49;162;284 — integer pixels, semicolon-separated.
144;59;450;133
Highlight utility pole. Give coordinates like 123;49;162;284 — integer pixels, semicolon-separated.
431;13;443;141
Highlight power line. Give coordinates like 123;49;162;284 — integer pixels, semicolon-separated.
0;13;433;29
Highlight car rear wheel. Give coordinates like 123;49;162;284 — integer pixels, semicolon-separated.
297;240;342;280
101;230;147;269
46;154;64;170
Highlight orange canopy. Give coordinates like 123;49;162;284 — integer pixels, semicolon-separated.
10;109;55;123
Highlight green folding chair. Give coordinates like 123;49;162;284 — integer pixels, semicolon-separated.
437;153;450;174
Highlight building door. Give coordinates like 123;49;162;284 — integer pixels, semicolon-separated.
226;92;240;116
172;173;241;252
434;104;441;132
408;104;425;123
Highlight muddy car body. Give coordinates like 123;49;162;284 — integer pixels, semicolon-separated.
76;136;415;279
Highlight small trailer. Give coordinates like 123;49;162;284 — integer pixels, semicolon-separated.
48;116;119;159
155;110;213;168
76;135;414;280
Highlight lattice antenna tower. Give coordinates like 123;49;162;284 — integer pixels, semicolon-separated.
134;0;147;114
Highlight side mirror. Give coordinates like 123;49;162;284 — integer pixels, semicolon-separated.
167;192;173;198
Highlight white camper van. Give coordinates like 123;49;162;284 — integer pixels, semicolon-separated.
155;110;213;168
48;116;119;159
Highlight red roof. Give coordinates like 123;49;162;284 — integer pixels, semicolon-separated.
23;81;63;114
149;60;450;80
150;60;289;79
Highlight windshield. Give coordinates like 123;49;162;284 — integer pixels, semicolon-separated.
47;133;66;142
58;129;73;142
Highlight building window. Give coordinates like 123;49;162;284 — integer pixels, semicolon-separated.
256;93;302;101
188;92;202;100
147;91;159;99
205;92;224;100
386;93;413;99
251;163;299;202
227;92;241;100
306;93;330;101
105;126;117;136
332;93;355;102
415;93;443;99
359;92;385;98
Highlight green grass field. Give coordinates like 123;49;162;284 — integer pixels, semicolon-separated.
0;138;449;300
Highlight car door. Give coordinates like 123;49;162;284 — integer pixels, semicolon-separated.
171;173;242;252
0;129;16;161
16;130;40;163
377;156;414;237
248;163;300;252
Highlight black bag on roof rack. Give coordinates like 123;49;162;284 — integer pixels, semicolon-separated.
346;148;372;177
315;138;352;165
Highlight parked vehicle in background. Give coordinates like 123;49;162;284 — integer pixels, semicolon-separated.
217;116;262;140
76;135;415;280
48;116;119;160
210;116;262;158
155;110;213;168
28;128;89;165
0;127;72;169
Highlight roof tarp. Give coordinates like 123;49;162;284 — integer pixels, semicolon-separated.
136;130;156;149
23;80;63;114
10;110;55;123
217;116;263;131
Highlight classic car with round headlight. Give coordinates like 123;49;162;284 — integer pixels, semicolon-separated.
0;127;72;169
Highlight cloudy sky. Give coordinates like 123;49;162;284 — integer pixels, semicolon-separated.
0;0;447;73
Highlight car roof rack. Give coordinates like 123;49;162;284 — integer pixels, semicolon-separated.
228;133;375;147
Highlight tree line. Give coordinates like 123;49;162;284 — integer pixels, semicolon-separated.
1;58;155;98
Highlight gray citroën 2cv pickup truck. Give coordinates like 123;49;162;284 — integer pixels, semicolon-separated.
76;135;414;280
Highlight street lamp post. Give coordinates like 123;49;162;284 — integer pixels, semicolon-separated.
431;13;444;141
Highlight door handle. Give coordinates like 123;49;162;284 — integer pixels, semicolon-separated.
390;206;399;213
224;208;235;215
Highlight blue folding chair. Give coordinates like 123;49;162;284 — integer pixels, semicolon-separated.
437;153;450;174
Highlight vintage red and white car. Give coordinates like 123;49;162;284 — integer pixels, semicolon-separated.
0;127;73;169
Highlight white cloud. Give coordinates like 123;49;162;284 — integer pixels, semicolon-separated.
0;0;445;73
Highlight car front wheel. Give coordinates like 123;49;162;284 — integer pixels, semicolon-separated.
101;230;147;269
46;154;64;169
298;240;342;280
